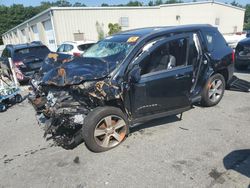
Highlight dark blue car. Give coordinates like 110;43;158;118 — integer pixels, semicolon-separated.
1;42;50;82
29;24;234;152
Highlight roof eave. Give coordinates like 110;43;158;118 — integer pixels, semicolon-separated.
2;8;52;36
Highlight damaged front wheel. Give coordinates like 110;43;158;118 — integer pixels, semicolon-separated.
82;106;129;152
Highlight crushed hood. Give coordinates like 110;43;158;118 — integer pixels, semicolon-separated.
40;53;111;86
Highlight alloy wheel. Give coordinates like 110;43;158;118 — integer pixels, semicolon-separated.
208;79;224;103
94;115;127;148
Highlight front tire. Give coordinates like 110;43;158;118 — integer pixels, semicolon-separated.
201;73;225;107
82;106;129;152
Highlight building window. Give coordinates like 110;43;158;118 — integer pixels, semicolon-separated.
233;26;237;33
215;18;220;26
74;33;84;41
120;17;129;27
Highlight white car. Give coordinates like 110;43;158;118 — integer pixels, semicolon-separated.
56;41;96;56
223;33;246;49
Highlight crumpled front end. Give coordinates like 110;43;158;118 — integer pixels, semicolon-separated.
28;52;124;148
29;81;97;147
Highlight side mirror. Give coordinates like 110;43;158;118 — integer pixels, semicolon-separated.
129;64;141;83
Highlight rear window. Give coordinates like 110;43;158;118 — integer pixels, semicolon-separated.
13;46;50;61
203;30;227;52
78;43;95;51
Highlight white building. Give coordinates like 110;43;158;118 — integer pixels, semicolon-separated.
2;1;245;51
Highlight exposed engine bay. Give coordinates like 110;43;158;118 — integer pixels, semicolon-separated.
29;53;124;148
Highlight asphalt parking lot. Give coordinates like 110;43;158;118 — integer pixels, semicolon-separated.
0;71;250;188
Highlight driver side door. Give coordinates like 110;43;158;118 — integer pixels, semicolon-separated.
127;34;194;120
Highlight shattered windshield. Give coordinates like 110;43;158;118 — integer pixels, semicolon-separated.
83;41;134;64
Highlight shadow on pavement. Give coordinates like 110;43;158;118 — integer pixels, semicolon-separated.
130;115;180;134
234;66;250;74
223;149;250;178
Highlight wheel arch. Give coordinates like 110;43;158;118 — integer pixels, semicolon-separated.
104;99;129;117
214;68;228;83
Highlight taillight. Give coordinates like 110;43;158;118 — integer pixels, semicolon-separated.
232;51;235;63
14;61;24;67
73;52;81;57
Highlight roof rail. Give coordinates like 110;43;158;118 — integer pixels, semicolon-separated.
6;44;13;48
31;41;43;45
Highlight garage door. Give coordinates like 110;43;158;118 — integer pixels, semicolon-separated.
21;29;28;43
31;25;39;41
43;20;56;51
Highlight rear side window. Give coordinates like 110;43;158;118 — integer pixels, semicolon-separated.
64;44;73;52
57;44;65;52
78;43;95;51
1;48;11;58
13;46;50;61
203;30;227;52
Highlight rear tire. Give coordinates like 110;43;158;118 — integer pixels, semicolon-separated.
15;94;23;103
82;106;129;152
0;103;7;112
201;73;225;107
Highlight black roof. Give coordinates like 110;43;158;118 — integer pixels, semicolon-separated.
6;41;44;50
119;24;213;36
103;24;213;43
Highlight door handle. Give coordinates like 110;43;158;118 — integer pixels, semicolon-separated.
175;74;190;80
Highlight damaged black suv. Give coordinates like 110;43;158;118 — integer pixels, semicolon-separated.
29;24;234;152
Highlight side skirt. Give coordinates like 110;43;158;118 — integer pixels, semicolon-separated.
129;106;191;126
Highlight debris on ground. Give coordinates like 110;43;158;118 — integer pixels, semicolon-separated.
229;76;250;92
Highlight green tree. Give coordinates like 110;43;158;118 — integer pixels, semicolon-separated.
155;0;163;5
101;3;109;7
147;0;182;6
148;1;154;6
0;4;41;44
73;2;86;7
230;1;243;8
0;0;78;44
108;23;122;35
244;4;250;30
126;1;143;6
165;0;183;4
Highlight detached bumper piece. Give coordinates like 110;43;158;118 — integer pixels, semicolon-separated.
229;76;250;92
35;113;85;149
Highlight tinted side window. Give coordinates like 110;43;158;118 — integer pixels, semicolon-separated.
140;38;188;75
64;44;74;52
203;30;227;52
57;44;65;52
78;43;94;51
1;48;11;58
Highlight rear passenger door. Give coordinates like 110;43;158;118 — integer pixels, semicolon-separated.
129;34;194;118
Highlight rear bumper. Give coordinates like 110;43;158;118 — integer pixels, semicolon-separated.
227;63;234;84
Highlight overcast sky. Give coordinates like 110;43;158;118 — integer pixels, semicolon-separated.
0;0;249;7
